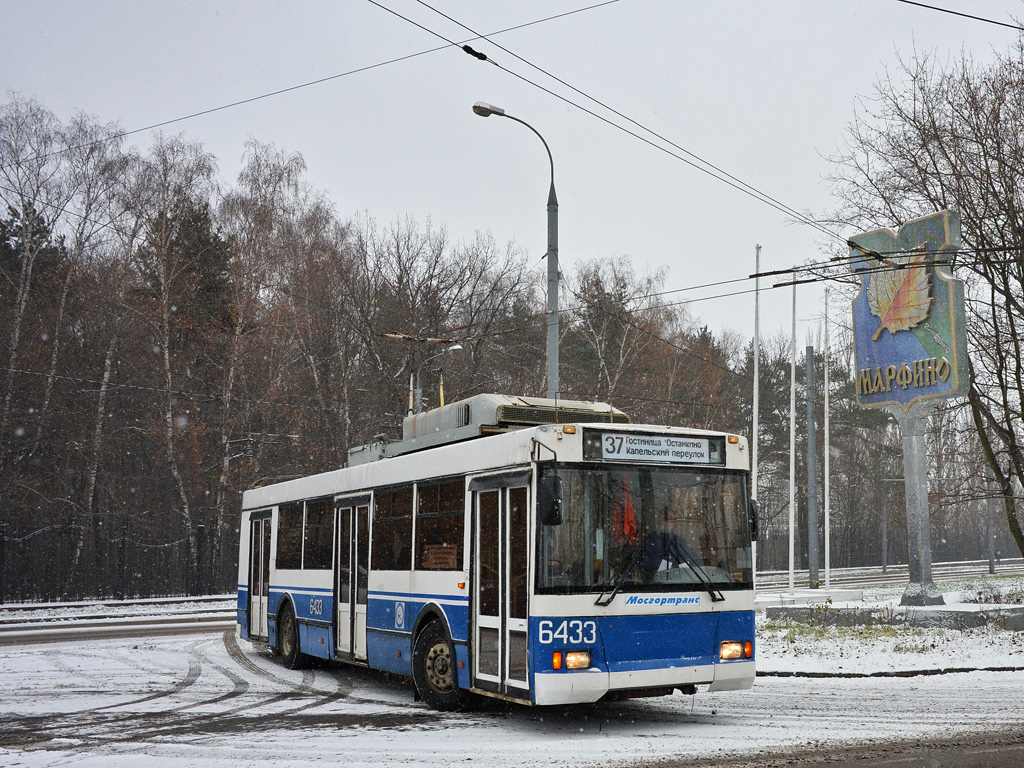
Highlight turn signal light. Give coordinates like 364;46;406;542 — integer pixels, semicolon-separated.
744;641;753;658
553;650;591;670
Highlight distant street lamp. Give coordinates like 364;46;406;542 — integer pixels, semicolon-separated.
473;102;560;400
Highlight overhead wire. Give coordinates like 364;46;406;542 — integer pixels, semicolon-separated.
895;0;1024;31
6;2;1016;324
7;168;1022;335
562;280;752;381
0;1;622;170
5;172;1021;346
411;0;843;246
6;4;1016;313
370;0;845;246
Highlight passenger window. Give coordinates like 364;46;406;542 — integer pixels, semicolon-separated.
276;502;303;569
303;497;333;569
416;479;465;570
372;485;414;570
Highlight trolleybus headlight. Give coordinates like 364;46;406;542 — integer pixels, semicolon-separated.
720;641;744;660
565;650;591;670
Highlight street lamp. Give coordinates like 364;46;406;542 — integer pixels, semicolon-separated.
473;102;559;400
412;344;463;414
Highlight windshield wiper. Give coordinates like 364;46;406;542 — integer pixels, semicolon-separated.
667;540;724;602
594;538;642;607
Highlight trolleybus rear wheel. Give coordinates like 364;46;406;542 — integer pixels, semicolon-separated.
278;602;308;669
413;621;469;711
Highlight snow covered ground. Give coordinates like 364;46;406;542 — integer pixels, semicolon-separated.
1;575;1022;768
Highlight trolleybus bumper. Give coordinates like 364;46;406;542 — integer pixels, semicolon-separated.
708;660;755;691
534;662;749;705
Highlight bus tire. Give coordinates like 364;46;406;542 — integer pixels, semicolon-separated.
413;621;469;711
278;602;308;669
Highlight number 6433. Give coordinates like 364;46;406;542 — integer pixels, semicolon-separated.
537;619;596;644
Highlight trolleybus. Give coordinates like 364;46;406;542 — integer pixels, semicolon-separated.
237;394;757;709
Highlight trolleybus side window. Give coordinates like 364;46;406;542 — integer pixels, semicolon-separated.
415;478;465;570
303;497;333;569
372;485;414;570
277;502;303;569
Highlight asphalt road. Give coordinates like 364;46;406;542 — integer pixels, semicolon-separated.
2;627;1023;768
697;732;1024;768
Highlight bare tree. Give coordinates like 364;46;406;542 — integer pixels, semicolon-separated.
827;46;1024;557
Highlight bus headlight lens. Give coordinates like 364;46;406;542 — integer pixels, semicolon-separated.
565;651;591;669
720;641;743;660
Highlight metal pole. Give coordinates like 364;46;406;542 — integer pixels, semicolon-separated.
987;466;995;573
546;177;559;400
891;403;943;605
823;287;831;590
752;245;761;589
806;345;819;588
197;524;207;596
788;281;797;595
119;521;127;600
752;245;761;502
498;112;559;400
0;522;6;605
881;477;888;573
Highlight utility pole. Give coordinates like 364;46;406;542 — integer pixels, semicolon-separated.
752;245;761;587
806;345;819;588
987;466;995;573
788;281;797;595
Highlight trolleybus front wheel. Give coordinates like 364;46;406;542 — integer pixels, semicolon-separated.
277;602;309;669
413;621;469;711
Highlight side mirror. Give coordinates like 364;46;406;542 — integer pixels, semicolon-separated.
748;498;760;542
538;474;563;526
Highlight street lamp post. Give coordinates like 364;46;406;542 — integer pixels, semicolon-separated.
473;102;559;400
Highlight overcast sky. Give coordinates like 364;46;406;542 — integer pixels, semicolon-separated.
2;1;1021;343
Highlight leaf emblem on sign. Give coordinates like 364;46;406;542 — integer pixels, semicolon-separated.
867;251;932;341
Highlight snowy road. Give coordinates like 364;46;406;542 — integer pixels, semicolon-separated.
2;628;1024;768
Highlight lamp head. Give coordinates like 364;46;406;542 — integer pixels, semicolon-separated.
473;102;505;118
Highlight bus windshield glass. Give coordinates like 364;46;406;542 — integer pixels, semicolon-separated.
537;464;752;593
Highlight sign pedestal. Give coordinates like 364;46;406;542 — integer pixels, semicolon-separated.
888;403;944;606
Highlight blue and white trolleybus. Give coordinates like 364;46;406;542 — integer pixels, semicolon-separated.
236;394;757;709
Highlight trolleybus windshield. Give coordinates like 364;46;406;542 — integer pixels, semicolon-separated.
537;464;752;594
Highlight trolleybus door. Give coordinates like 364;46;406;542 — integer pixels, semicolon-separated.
248;512;271;640
334;496;370;661
472;476;530;696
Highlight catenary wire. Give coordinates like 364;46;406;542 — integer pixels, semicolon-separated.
4;173;1020;336
369;0;845;245
895;0;1024;31
413;0;841;245
0;2;621;170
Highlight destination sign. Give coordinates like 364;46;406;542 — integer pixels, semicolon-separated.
590;432;717;464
